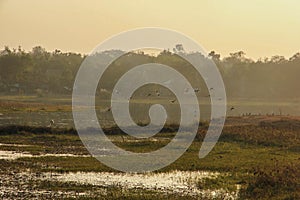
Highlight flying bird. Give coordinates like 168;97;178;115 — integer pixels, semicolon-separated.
155;90;160;96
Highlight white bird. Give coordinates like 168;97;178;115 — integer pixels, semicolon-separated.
49;120;54;127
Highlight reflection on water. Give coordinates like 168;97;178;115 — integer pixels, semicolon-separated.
0;149;91;160
0;169;240;199
43;170;239;199
0;145;240;198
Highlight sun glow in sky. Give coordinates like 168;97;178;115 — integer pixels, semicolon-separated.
0;0;300;59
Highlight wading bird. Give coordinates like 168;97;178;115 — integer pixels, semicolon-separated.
49;120;54;127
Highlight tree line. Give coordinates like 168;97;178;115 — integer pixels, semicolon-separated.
0;46;300;99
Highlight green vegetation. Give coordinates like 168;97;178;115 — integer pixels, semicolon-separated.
0;115;299;199
1;46;300;100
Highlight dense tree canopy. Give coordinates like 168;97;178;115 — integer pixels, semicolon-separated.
0;46;300;99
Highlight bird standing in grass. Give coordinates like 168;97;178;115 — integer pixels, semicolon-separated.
49;120;54;127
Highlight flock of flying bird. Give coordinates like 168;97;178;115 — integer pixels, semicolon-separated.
48;87;235;126
98;87;235;113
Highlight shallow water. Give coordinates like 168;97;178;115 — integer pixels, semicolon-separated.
0;172;89;199
0;144;240;199
0;170;239;199
0;111;74;128
43;170;239;199
0;143;32;147
1;101;300;128
0;149;91;160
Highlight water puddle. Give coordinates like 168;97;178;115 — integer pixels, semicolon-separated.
43;171;239;199
0;150;34;160
0;143;32;147
0;147;240;199
0;150;91;160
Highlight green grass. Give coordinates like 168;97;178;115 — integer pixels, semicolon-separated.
1;133;298;199
0;115;299;199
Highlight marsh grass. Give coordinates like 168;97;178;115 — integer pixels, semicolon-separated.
0;115;299;199
240;162;300;199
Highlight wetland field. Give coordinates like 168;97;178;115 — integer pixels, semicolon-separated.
0;96;299;199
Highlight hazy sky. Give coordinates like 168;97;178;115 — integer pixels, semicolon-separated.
1;0;299;59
